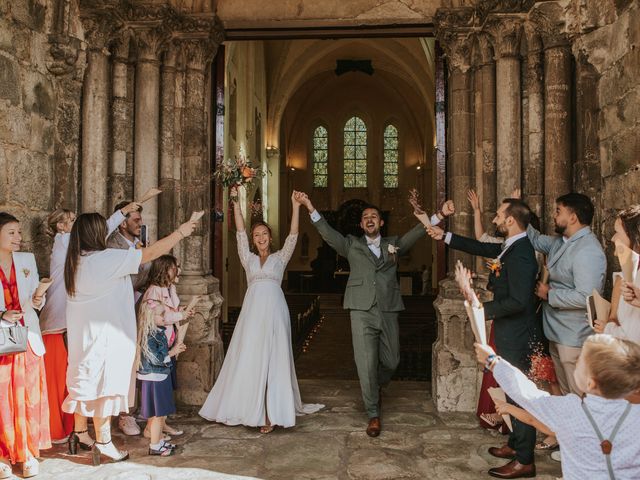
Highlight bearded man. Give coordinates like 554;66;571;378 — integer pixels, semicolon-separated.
428;198;539;479
299;195;427;438
526;193;606;396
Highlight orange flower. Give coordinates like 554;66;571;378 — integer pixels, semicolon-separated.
241;167;254;179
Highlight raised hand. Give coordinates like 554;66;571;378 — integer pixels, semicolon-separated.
169;342;187;357
426;225;445;240
121;202;142;216
408;188;425;215
441;200;455;217
177;220;196;238
455;260;480;307
467;190;481;212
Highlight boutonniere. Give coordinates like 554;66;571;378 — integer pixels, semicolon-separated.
22;268;30;278
387;244;398;255
485;258;502;277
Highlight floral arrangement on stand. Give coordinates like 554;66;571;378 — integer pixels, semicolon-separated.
213;155;266;201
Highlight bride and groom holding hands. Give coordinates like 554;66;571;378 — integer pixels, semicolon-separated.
199;189;440;436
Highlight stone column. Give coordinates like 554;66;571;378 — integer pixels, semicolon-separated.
486;15;524;201
574;53;601;234
432;16;482;412
80;15;118;213
158;43;178;239
541;34;573;232
109;31;132;207
133;28;166;242
442;33;474;270
523;25;545;221
175;38;224;406
478;34;497;232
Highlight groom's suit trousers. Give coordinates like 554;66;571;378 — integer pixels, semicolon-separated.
350;305;400;418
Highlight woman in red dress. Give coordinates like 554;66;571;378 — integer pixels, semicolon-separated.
0;212;51;478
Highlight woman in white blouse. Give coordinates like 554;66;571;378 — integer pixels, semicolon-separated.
40;203;138;445
595;206;640;344
63;212;196;464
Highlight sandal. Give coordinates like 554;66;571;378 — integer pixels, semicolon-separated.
259;425;275;434
535;437;559;451
480;413;504;428
149;440;175;457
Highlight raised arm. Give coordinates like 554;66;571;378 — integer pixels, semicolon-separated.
141;220;196;264
106;202;140;237
526;224;556;256
467;190;486;241
299;193;350;257
231;186;245;233
289;191;302;235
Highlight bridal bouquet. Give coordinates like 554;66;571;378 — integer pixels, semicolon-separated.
213;155;266;201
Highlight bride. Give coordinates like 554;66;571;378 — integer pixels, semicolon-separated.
199;189;323;433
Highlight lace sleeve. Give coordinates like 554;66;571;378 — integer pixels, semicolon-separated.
236;231;252;270
275;233;298;264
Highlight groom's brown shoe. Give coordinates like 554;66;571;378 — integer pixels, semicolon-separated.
488;460;536;478
366;417;381;437
488;444;516;459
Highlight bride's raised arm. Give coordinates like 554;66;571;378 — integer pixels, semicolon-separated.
289;190;303;236
231;186;245;232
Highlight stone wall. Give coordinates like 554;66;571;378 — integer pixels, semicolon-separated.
0;0;85;272
571;0;640;279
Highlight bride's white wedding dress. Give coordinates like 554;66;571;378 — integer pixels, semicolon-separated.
199;231;324;427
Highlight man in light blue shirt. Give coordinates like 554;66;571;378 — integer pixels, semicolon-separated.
527;193;606;395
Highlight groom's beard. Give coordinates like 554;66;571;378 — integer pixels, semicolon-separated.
554;221;567;235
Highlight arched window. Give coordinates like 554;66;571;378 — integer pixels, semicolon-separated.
343;116;367;188
383;124;399;188
312;126;328;188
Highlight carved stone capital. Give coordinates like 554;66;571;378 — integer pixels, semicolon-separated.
80;11;122;51
523;21;543;53
134;26;171;62
476;33;495;65
434;7;476;37
528;2;570;49
47;34;82;75
181;38;220;71
476;0;535;22
112;28;132;62
484;15;524;58
440;31;473;73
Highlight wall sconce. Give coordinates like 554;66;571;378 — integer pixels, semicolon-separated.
266;146;279;158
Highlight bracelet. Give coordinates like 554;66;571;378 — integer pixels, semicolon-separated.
484;354;498;372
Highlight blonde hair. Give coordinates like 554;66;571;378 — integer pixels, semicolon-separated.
582;334;640;399
135;300;161;371
46;208;73;237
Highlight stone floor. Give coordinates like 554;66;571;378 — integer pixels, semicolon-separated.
22;379;562;480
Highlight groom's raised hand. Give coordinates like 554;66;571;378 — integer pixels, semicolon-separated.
297;192;315;213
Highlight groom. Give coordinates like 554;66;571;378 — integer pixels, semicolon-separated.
300;194;426;437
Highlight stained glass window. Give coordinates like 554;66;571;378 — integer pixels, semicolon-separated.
343;116;367;188
312;126;328;188
383;124;399;188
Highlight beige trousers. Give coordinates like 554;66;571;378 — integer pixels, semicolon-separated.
549;341;584;396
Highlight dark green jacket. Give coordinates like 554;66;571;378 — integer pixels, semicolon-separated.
449;234;538;366
313;216;425;312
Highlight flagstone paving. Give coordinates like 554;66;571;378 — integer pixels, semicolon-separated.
19;379;562;480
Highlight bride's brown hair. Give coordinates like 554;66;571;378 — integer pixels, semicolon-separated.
250;221;273;253
64;213;107;297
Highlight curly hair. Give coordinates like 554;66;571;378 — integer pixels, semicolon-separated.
45;208;74;238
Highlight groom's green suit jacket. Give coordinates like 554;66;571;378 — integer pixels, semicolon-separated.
313;216;426;312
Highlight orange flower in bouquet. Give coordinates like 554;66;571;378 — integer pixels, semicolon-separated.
213;154;266;201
